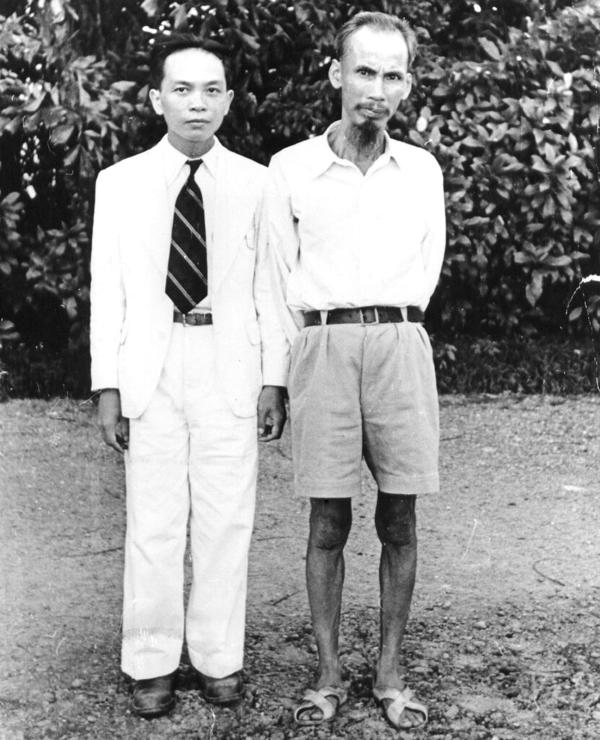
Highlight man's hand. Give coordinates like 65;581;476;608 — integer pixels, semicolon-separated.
97;388;129;453
257;385;287;442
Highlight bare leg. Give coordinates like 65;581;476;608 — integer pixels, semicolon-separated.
301;498;352;719
374;492;421;728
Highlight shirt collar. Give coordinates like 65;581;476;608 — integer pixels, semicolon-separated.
160;134;221;186
309;121;397;178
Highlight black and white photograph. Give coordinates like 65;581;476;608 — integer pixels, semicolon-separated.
1;0;599;737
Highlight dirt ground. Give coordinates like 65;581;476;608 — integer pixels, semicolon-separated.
1;394;600;739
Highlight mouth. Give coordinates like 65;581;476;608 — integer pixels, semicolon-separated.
359;106;388;118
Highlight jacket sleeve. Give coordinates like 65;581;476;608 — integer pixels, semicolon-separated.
89;169;126;391
254;155;302;387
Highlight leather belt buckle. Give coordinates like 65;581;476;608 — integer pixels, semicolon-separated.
360;307;379;325
173;310;212;326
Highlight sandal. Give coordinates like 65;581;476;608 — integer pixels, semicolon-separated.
373;686;428;730
293;685;347;725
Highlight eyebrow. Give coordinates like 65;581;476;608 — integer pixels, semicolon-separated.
170;79;225;86
354;64;405;74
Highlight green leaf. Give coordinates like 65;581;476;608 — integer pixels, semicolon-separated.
589;105;600;127
478;37;501;62
238;32;260;52
546;59;563;77
526;272;544;306
50;123;75;146
141;0;159;16
111;81;137;94
2;192;21;206
461;136;483;149
545;255;571;267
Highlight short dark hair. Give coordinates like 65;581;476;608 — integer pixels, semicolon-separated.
336;11;417;69
148;33;228;89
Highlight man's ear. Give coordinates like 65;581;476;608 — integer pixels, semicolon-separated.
328;59;342;90
149;88;163;116
401;73;413;101
224;88;234;114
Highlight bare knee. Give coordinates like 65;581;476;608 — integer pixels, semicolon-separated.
375;493;416;548
309;498;352;551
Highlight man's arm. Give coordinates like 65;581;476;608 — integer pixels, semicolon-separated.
90;169;127;452
254;156;301;385
254;156;301;441
97;388;129;453
421;158;446;302
257;385;287;442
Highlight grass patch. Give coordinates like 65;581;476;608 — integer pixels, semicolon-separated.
1;334;598;400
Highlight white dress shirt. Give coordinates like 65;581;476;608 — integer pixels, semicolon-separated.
262;122;446;315
161;135;222;311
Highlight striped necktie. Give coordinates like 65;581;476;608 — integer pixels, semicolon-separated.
165;159;207;313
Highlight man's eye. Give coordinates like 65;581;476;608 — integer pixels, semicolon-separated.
174;87;188;93
207;87;220;94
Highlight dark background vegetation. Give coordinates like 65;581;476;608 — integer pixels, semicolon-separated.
0;0;599;397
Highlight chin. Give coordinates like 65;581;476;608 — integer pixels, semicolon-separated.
353;119;382;137
185;132;215;146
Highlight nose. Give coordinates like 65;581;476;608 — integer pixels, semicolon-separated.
189;92;208;110
368;73;385;100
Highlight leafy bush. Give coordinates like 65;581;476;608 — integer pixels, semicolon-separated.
1;0;599;396
412;6;600;335
433;334;600;394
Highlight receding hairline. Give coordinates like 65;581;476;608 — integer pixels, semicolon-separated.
335;12;417;69
342;25;411;63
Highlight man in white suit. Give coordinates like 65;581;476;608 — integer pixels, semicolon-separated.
90;34;286;718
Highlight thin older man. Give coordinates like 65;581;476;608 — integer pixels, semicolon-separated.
257;11;445;731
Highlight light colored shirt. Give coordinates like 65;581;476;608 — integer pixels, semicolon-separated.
262;122;446;315
161;135;221;311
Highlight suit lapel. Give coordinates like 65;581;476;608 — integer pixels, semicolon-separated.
120;144;171;277
137;146;172;275
211;148;255;294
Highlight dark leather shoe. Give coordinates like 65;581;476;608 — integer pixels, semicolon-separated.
131;673;176;718
197;670;243;705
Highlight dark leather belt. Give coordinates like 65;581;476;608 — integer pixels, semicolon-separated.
303;306;424;327
173;310;213;326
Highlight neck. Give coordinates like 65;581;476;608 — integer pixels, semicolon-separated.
168;132;215;159
328;120;386;169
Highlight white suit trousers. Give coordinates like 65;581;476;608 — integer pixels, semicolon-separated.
121;324;257;680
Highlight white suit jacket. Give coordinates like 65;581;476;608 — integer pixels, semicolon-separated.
90;138;269;419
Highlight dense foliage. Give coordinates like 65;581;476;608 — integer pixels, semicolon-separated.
0;0;599;396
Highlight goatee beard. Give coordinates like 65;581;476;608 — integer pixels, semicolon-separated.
355;119;379;149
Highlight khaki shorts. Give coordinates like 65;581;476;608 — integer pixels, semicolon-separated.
288;322;439;498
